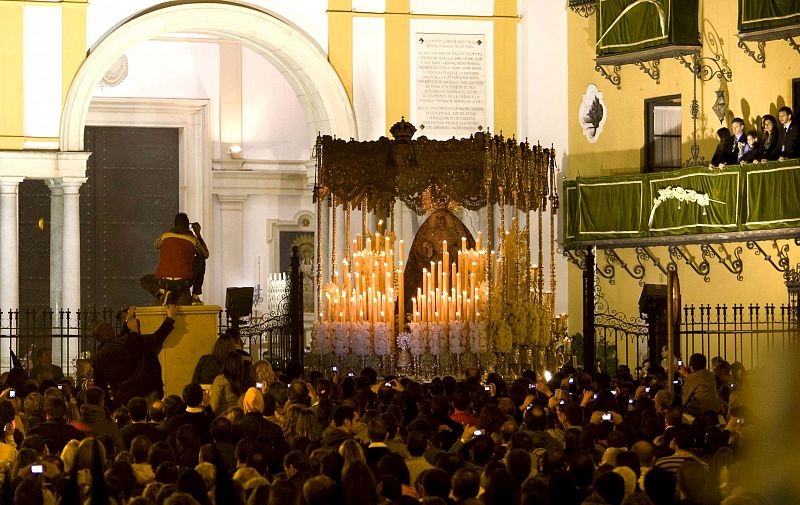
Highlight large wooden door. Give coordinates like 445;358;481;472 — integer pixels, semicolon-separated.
82;126;179;310
19;180;51;310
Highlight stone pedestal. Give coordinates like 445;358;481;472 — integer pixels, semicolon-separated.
136;305;221;396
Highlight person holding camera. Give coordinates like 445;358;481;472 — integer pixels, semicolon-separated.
140;212;209;305
91;304;178;407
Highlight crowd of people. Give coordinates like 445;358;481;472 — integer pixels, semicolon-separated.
709;106;798;168
0;327;766;505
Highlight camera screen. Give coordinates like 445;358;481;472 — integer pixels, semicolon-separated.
31;464;43;474
602;413;612;421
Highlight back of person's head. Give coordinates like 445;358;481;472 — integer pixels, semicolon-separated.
320;449;343;481
505;448;531;486
540;447;565;474
677;459;708;502
174;213;190;228
149;441;176;469
284;449;311;474
45;397;67;420
210;416;232;443
162;395;185;418
127;397;149;422
595;470;625;505
269;480;299;505
482;469;516;505
246;443;270;476
341;460;378;505
131;435;152;464
508;430;533;452
333;405;355;427
452;390;470;411
14;476;44;505
93;321;115;342
469;435;494;466
420;468;451;499
377;475;402;502
406;430;427;457
570;453;595;488
176;468;209;505
673;425;694;451
367;417;387;443
644;467;676;505
149;401;165;423
607;430;627;449
717;127;732;141
524;405;547;431
182;384;203;408
106;461;137;500
451;467;480;501
433;452;465;476
565;404;583;427
615;450;641;477
665;406;683;427
375;453;411;486
235;438;256;465
84;387;105;407
303;475;337;505
689;353;706;371
155;461;180;485
631;440;656;467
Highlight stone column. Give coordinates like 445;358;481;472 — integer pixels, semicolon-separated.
47;179;64;312
0;177;23;311
61;178;86;312
218;195;247;292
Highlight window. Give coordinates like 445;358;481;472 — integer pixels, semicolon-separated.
645;96;682;173
793;78;800;120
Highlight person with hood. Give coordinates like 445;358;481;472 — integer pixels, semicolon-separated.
91;304;177;407
74;387;125;453
234;387;288;473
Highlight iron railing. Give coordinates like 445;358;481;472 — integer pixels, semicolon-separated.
595;303;799;373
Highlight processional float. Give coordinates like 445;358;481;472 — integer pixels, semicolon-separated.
308;118;570;378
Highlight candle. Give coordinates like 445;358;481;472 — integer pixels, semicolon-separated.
461;236;467;253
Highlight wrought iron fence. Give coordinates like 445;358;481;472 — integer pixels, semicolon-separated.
595;302;798;373
679;303;797;369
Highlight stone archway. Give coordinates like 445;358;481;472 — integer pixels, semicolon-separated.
60;1;357;152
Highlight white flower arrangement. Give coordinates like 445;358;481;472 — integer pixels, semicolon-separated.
428;323;446;356
449;321;465;354
648;186;725;227
468;320;488;354
408;322;427;356
333;322;351;357
351;322;372;357
373;322;392;356
311;321;332;355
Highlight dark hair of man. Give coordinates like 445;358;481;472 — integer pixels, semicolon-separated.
433;452;465;476
320;450;343;481
268;480;299;505
162;395;185;418
779;105;793;118
452;390;470;411
482;469;516;505
469;435;494;466
406;430;427;457
673;424;694;451
14;476;44;505
148;441;175;469
106;461;137;499
732;117;745;128
508;430;533;452
612;449;638;476
451;467;480;500
176;468;209;505
594;470;624;505
174;213;190;228
268;382;288;408
45;397;67;420
235;438;256;465
666;406;683;427
380;413;399;439
333;405;355;427
126;397;148;422
540;447;565;474
131;435;152;464
565;404;584;427
247;443;270;476
21;435;46;455
284;449;311;474
209;416;232;443
155;461;180;485
149;402;165;423
85;387;105;407
677;459;708;502
420;468;451;499
376;453;411;486
506;448;532;486
182;383;203;408
689;353;706;371
377;475;402;502
368;417;387;443
644;467;677;505
524;405;547;432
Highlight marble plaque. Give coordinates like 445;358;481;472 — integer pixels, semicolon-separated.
415;33;486;137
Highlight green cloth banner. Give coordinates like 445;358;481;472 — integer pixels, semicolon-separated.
564;160;800;244
739;0;800;33
596;0;700;57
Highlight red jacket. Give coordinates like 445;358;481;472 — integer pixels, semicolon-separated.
154;231;200;279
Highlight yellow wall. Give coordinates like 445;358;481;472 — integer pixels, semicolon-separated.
0;0;87;150
326;0;520;137
565;1;800;359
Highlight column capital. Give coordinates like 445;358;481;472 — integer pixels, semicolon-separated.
47;177;87;194
0;177;24;193
217;194;247;209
